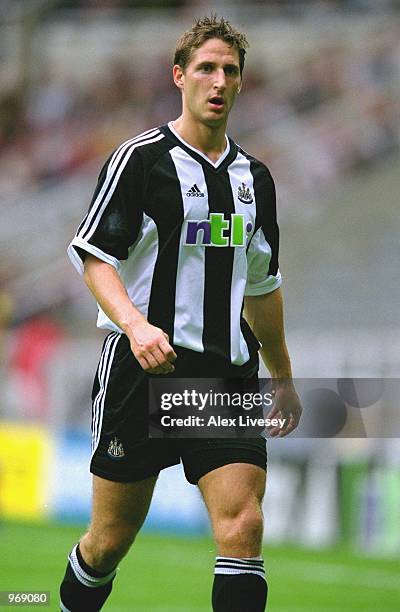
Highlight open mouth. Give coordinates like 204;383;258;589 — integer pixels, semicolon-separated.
209;96;224;109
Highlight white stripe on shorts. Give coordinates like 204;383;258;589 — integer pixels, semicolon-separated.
91;332;121;456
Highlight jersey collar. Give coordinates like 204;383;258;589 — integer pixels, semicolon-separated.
164;122;237;171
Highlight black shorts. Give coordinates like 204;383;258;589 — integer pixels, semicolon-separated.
90;332;267;485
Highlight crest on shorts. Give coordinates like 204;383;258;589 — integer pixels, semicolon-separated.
237;183;253;204
107;436;125;459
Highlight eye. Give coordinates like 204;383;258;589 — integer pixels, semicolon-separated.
225;66;239;77
201;64;213;73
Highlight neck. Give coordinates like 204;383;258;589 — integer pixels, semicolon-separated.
172;114;227;163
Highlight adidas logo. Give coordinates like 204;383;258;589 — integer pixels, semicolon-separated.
186;184;205;197
107;436;125;459
237;182;253;204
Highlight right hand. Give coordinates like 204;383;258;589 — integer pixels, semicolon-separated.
128;320;177;374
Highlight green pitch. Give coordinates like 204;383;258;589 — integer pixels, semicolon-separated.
0;521;399;611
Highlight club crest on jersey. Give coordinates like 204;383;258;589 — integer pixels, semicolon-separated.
184;213;253;247
107;436;125;459
237;182;254;204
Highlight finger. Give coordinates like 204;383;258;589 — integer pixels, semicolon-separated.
265;406;282;433
131;340;155;371
148;366;168;375
268;423;282;437
160;343;177;363
267;412;290;437
278;416;297;437
284;414;301;435
159;338;177;362
151;346;175;372
139;351;159;370
265;404;280;420
136;355;153;372
155;362;175;374
150;362;174;374
269;426;283;437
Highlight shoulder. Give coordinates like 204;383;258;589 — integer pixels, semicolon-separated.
103;126;173;173
235;143;275;186
117;126;169;163
239;147;274;180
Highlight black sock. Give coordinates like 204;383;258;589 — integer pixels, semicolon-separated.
212;556;268;612
59;544;117;611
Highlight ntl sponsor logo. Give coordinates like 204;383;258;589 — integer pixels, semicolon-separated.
184;213;253;247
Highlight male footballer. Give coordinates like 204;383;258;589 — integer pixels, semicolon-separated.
60;15;301;611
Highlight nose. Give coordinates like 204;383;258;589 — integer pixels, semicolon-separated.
213;68;226;91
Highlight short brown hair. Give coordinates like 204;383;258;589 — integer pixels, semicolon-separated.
174;15;249;76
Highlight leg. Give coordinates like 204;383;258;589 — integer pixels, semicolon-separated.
60;474;157;611
80;474;157;571
198;463;267;612
199;463;265;557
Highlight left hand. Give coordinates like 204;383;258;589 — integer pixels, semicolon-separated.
266;381;302;437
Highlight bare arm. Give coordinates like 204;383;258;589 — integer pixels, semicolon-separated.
244;287;292;378
244;287;301;436
83;254;177;374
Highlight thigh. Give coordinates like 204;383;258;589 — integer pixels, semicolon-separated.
197;463;266;557
198;462;266;520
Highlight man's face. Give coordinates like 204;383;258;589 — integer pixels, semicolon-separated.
174;38;242;128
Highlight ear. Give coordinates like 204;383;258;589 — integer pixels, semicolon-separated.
173;64;184;90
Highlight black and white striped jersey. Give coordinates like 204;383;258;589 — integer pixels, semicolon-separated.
68;122;282;366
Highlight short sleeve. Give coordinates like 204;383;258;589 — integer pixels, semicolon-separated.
67;144;144;275
245;167;282;296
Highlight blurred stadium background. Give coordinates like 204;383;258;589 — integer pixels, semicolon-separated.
0;0;399;610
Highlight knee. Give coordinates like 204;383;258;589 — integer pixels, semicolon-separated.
215;504;264;556
81;527;136;571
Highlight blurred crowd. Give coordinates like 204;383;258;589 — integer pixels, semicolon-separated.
0;21;399;206
10;0;398;11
